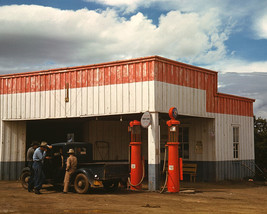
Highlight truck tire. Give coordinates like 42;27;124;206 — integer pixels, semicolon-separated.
74;173;90;194
20;170;30;189
103;180;119;192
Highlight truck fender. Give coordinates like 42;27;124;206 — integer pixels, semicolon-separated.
73;168;95;186
21;167;30;173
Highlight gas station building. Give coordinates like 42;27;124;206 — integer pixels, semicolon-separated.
0;56;255;191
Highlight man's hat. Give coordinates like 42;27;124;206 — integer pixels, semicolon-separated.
40;141;48;147
31;141;40;146
67;149;75;154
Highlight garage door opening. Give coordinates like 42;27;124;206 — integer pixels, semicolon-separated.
26;118;86;148
25;114;146;162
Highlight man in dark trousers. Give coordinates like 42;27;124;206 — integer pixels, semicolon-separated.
32;141;49;194
26;141;39;192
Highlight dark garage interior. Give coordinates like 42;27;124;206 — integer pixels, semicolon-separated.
26;118;86;148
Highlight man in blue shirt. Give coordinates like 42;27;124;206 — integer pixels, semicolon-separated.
26;141;39;192
32;141;49;194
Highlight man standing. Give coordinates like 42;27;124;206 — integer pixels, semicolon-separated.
32;141;48;194
26;141;39;192
63;149;77;193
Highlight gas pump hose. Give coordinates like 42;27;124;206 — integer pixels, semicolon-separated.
160;146;168;194
128;158;145;187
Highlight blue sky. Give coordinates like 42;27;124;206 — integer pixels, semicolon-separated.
0;0;267;117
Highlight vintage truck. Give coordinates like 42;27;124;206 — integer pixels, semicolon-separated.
20;142;129;193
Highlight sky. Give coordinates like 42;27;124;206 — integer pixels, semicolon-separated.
0;0;267;118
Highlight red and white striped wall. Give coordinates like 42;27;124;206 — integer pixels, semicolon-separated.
0;56;254;120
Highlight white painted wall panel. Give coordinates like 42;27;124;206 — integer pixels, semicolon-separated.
11;93;16;119
25;93;31;118
45;90;50;118
0;81;156;120
110;85;116;113
104;85;111;114
215;114;254;161
155;82;209;117
76;88;82;116
135;83;142;112
35;91;40;119
30;92;35;118
7;92;12;119
0;121;26;180
54;90;60;118
160;117;215;162
88;86;94;115
1;81;210;124
60;90;65;117
148;81;155;111
40;90;45;118
80;87;87;116
98;85;105;114
142;82;149;111
122;83;129;113
129;82;136;112
93;84;99;115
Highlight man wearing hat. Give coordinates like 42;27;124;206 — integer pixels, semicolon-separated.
26;141;39;192
63;148;77;193
32;141;50;194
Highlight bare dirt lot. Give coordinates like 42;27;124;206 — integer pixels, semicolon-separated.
0;181;266;214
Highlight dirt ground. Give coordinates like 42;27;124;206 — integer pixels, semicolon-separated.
0;181;266;214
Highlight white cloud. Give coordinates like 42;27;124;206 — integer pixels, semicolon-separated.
84;0;147;13
0;5;230;74
85;0;265;17
205;59;267;74
254;13;267;39
87;0;267;39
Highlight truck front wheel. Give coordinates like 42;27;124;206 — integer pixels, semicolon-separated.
74;174;90;194
20;171;30;189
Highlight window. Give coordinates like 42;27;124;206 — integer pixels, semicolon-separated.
233;127;239;159
179;127;189;159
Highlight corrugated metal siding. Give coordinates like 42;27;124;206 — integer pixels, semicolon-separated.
0;58;156;120
215;160;254;181
0;56;254;120
83;120;129;161
155;82;208;117
185;160;254;182
0;59;155;94
188;118;216;161
0;82;155;120
0;121;26;180
160;117;215;161
215;114;254;161
83;120;148;161
154;58;254;117
214;94;254;117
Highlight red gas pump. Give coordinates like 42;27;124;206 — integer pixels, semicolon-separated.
166;107;183;193
128;120;143;190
